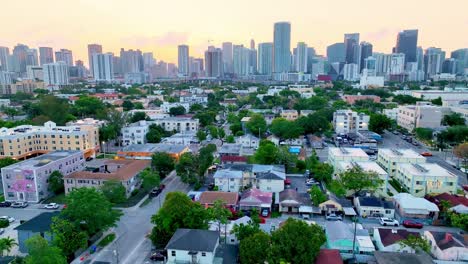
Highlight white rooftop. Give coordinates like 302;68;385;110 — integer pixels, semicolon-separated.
338;161;387;175
329;147;369;158
398;163;457;178
378;148;426;159
393;193;439;212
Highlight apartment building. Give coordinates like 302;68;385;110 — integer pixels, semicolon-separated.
64;159;150;197
332;110;370;134
395;163;457;197
0;121;99;160
327;147;369;168
397;102;450;131
337;161;389;193
280;110;299;121
377;148;426;177
1;151;85;203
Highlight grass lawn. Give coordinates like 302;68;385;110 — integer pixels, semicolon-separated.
98;233;116;247
270;211;282;218
0;195;4;202
139;197;152;208
114;188;149;208
43;193;67;204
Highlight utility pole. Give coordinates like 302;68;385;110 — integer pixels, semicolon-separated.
351;216;358;263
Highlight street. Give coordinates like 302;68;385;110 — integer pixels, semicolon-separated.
85;171;191;264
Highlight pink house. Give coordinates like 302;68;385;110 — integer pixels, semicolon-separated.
239;188;273;211
343;95;381;105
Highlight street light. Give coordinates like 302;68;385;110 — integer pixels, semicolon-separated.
102;141;106;158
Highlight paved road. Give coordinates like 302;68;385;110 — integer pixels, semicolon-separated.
86;171;190;264
0;204;60;222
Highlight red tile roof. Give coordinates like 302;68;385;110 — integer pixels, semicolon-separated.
432;193;468;207
199;191;239;206
315;249;343;264
377;228;420;247
240;188;273;205
221;155;247;163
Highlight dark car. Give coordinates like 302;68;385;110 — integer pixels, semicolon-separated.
402;220;424;229
0;201;11;207
150;252;165;261
149;188;162;198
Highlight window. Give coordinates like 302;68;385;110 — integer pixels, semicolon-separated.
171;251;176;256
202;252;206;257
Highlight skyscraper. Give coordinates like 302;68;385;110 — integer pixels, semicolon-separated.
12;44;29;74
178;45;189;76
233;45;250;77
87;44;103;75
344;33;360;64
306;47;316;73
273;22;291;73
92;53;114;82
451;48;468;75
327;43;345;63
39;47;54;65
55;49;73;66
43;62;69;86
205;47;223;78
0;47;10;71
295;42;308;73
120;49;142;74
395;30;418;63
222;42;233;75
359;42;373;72
424;47;446;78
258;42;273;76
26;49;39;66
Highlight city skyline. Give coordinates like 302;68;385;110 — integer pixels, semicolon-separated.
2;0;467;65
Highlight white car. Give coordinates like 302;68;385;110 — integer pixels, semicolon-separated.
379;217;399;226
0;216;15;223
44;203;60;209
326;213;343;221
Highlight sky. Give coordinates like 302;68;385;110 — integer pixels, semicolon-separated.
2;0;468;67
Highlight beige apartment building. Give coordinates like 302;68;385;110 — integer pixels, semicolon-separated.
280;110;299;121
397;102;450;131
0;121;99;160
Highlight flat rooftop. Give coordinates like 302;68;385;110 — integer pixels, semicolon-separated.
399;163;457;178
65;159;150;181
2;151;82;170
338;161;387;175
378;148;426;159
120;143;187;154
329;147;369;158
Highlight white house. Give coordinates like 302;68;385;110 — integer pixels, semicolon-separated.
235;134;260;149
373;228;420;253
377;148;426;177
353;196;395;219
213;169;243;192
165;229;219;264
424;231;468;261
328;147;369;168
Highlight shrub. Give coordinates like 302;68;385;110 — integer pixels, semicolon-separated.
98;233;116;247
131;189;139;197
194;182;202;191
0;219;9;228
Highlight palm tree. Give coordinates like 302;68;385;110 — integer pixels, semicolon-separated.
0;237;18;256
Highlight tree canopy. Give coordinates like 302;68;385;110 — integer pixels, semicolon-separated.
151;152;175;178
369;113;392;134
270;118;304;140
246;114;267;137
339;167;384;196
100;180;127;204
140;168;161;191
48;171;64;195
25;235;67;264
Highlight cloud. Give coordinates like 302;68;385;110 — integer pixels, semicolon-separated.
363;28;399;42
121;32;190;47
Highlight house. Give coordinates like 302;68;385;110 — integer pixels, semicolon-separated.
15;212;60;253
393;193;439;224
373;228;421;252
218;144;242;157
377;148;426;177
315;249;343;264
213;169;243;192
426;192;468;212
220;155;248;165
278;189;312;216
319;194;355;216
353;196;395;218
116;143;189;160
239;188;272;212
235;134;260;149
325;221;375;254
165;229;219;264
267;135;304;146
328;147;369;168
280;110;299;121
373;251;435;264
215;216;252;245
64;159;150;197
199;191;239;211
424;231;468;261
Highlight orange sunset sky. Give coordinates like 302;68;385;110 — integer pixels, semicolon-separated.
2;0;468;67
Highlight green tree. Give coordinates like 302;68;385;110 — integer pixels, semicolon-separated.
24;235;67;264
99;124;118;143
312;163;334;183
146;124;169;143
150;192;210;247
369;114;392;134
189;103;204;113
239;232;271;264
0;106;18;120
453;143;468;173
129;111;148;123
48;171;64;195
431;97;442;106
100;180;127;204
246;114;267;137
398;234;431;253
414;127;433;141
270;218;325;263
339;167;384;196
50;217;88;258
208;200;232;240
175;152;199;184
208;125;219;138
0;237;17;256
196;130;207;141
122;100;134;111
151;152;175;177
392;95;421;104
442;113;465;126
296;113;330;135
194;112;216;127
169;106;186;116
218;127;226;139
62;188;122;235
229;122;242;135
270;118;304;140
449;213;468;231
310;186;327;206
37;95;71;125
0;158;17;169
140;168;161;191
254;140;279;164
226;135;235;143
72;96;106;117
232;222;261;241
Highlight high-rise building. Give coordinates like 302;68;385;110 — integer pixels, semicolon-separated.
189;57;204;77
258;42;273;76
306;47;316;73
363;56;377;76
43;62;69;86
359;42;373;72
12;44;29;74
295;42;308;73
416;46;424;72
343;63;359;81
26;49;38;66
0;47;10;71
39;47;54;65
249;49;257;74
178;45;189;76
113;56;122;76
143;52;156;70
204;47;223;78
344;33;360;65
87;44;102;75
92;53;114;82
442;58;457;74
222;42;233;75
389;53;405;75
451;48;468;75
55;49;73;66
424;47;446;78
233;45;250;77
395;30;418;63
120;49;142;74
327;43;345;64
250;39;255;50
273;22;291;73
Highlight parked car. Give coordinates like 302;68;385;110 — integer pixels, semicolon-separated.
0;201;11;207
412;141;419;147
261;209;269;217
379;217;399;226
420;152;432;157
11;202;28;208
149;188;162;198
44;203;60;209
150;251;166;261
0;216;15;223
284;179;292;186
402;220;424;229
326;213;342;221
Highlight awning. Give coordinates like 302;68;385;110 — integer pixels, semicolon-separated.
343;207;357;216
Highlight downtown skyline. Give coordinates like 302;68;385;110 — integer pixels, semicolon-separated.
1;0;468;65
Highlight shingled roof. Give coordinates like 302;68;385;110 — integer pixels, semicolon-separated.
165;229;219;252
